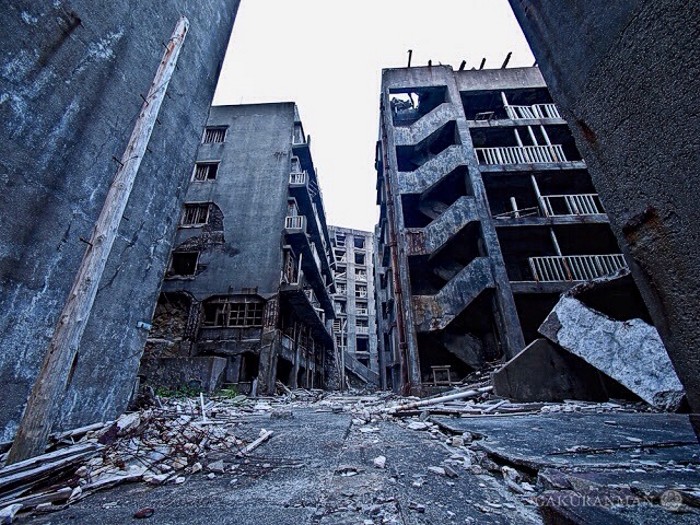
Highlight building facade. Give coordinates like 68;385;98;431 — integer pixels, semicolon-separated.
374;65;634;393
507;0;700;434
328;226;379;386
141;103;339;394
0;1;239;440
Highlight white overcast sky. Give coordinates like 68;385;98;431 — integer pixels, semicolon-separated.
213;0;534;232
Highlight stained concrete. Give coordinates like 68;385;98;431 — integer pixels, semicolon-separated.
0;1;239;440
139;357;227;393
507;0;700;422
539;296;684;410
493;338;608;403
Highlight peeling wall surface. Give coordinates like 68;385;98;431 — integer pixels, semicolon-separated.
507;0;700;412
0;0;239;440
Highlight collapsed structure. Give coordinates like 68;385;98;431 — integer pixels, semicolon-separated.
328;226;380;387
374;65;651;393
139;103;339;395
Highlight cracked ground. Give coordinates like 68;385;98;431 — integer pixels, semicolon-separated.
23;407;543;524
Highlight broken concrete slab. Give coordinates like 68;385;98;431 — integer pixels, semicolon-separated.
539;295;685;410
493;338;608;402
139;357;227;393
432;412;700;470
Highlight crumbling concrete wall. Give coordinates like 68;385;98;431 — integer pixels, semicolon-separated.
0;0;239;440
507;0;700;416
539;296;685;410
139;357;227;393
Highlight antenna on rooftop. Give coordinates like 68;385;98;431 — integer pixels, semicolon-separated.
459;60;467;71
407;49;413;68
501;52;512;69
479;58;486;70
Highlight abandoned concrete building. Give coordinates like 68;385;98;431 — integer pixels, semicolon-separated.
0;1;239;442
374;65;648;393
139;103;339;395
328;226;380;387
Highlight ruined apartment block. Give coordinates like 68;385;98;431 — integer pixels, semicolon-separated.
374;66;641;393
328;226;379;386
140;103;338;394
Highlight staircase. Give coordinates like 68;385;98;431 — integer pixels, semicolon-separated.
394;103;458;146
398;145;468;195
412;257;494;332
406;196;479;257
344;350;380;385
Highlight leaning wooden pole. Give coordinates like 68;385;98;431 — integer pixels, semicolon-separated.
7;17;190;464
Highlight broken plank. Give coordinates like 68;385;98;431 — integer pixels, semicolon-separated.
238;430;274;456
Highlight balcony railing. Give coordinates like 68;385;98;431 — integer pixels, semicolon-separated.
356;326;369;335
476;144;567;165
529;254;627;282
285;215;304;230
541;194;605;217
356;308;368;316
289;171;307;185
355;291;368;299
505;103;561;120
355;272;368;282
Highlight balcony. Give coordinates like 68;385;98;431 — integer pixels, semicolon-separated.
356;326;370;336
475;144;567;165
355;272;368;282
540;194;605;217
283;216;333;312
529;254;627;282
356;308;368;317
505;103;561;120
289;171;307;185
279;279;333;347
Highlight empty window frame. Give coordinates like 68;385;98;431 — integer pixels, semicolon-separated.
355;268;367;280
203;299;264;327
354;252;365;265
335;233;346;247
355;284;367;298
192;162;219;181
293;123;305;145
169;252;198;277
353;237;365;249
181;203;210;226
202;127;227;144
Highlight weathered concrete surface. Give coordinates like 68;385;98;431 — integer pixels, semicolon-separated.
0;1;239;440
412;257;494;332
539;296;684;410
433;412;700;470
25;408;541;525
507;0;700;423
405;196;478;256
139;357;227;393
493;338;608;403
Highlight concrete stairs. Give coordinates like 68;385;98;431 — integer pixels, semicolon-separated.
411;257;494;332
344;350;380;385
394;103;457;146
398;145;469;195
406;196;479;257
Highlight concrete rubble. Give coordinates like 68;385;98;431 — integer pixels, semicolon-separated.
540;294;685;410
1;379;698;524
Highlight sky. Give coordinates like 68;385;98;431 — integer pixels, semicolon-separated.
213;0;534;232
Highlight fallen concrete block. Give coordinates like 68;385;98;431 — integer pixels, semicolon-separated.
539;296;684;410
493;339;608;403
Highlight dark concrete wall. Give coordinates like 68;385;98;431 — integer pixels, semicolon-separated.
164;103;295;299
507;1;700;412
0;0;239;439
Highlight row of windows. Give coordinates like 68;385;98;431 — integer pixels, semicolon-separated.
203;300;264;327
333;234;366;249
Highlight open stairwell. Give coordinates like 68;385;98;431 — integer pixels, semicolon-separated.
344;350;380;385
412;257;494;332
394;103;458;146
406;196;479;256
398;145;469;195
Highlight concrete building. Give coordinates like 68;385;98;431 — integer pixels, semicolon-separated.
328;226;379;387
140;103;339;394
506;0;700;436
0;1;239;440
374;65;639;393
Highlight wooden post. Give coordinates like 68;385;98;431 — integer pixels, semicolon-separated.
7;17;190;464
